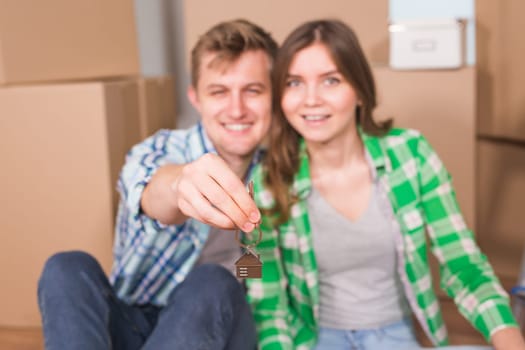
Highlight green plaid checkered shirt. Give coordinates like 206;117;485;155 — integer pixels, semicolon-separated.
247;128;517;349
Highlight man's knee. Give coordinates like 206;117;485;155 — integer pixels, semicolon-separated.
179;264;244;303
39;251;103;292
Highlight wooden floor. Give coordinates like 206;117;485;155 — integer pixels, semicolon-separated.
0;307;519;350
0;319;487;350
0;328;43;350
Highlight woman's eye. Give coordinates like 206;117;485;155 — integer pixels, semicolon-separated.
324;77;340;86
285;79;300;87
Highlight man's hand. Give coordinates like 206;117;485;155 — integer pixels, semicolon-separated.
141;154;260;231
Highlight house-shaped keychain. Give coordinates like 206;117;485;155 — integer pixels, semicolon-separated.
234;181;263;279
235;251;262;278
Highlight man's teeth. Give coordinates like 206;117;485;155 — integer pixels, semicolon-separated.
303;115;327;121
225;123;250;131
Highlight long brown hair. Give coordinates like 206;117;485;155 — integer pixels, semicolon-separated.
265;19;392;223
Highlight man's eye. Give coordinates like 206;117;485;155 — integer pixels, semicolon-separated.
210;90;226;96
246;88;262;95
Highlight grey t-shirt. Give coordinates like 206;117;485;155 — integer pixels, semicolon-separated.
308;181;409;330
194;227;241;276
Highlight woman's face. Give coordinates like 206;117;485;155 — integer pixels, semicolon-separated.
281;43;359;145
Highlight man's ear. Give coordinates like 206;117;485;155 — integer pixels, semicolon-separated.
187;86;201;113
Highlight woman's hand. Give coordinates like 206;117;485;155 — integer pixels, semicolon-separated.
491;326;525;350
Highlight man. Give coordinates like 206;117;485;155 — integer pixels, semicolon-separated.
38;19;277;350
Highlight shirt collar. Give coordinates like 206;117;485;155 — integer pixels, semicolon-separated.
196;122;217;155
196;121;265;182
360;129;387;172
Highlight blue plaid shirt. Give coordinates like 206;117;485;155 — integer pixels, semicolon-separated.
110;122;261;306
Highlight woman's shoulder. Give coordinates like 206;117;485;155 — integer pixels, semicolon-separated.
364;127;438;165
380;127;435;153
384;127;422;141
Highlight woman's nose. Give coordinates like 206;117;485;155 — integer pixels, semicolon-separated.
304;84;321;106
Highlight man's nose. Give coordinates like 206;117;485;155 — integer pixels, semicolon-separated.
227;92;246;118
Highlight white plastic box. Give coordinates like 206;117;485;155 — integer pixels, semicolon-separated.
389;19;464;70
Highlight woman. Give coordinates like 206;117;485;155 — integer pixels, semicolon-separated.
246;19;524;350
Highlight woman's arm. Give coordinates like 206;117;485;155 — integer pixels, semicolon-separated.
491;327;525;350
415;134;520;342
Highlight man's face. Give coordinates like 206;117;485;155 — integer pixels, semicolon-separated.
189;50;272;164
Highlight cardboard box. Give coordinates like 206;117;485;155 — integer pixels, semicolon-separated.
477;139;525;281
389;19;465;70
477;0;525;142
373;66;476;227
0;0;139;85
137;77;176;139
183;0;389;64
0;79;141;327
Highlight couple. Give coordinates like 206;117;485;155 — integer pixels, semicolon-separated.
38;18;524;350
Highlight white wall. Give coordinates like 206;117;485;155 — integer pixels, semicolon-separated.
133;0;199;128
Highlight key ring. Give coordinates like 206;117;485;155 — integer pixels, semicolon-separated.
234;181;262;249
235;226;262;249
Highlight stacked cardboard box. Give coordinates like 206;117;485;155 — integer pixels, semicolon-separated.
183;0;389;64
0;81;138;326
0;0;139;85
476;0;525;294
0;1;176;327
477;0;525;143
477;140;525;284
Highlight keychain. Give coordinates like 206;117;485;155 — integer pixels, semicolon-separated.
234;181;263;278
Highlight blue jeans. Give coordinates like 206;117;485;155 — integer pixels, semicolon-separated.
37;251;256;350
314;318;493;350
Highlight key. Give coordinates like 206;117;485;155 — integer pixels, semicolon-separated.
234;181;263;278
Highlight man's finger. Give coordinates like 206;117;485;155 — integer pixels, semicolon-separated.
200;178;255;231
178;196;236;230
208;168;260;225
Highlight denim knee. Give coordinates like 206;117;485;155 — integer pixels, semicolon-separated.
38;250;105;294
177;264;244;303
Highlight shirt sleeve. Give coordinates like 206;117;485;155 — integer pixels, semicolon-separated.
118;130;184;218
111;130;189;298
416;134;519;341
116;130;186;236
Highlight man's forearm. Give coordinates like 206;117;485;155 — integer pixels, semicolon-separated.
140;164;188;225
